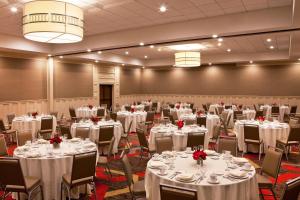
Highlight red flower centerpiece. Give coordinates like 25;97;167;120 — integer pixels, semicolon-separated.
197;111;203;116
220;101;224;106
148;99;151;102
130;108;135;113
258;116;265;123
175;105;180;109
32;112;38;118
90;116;99;125
177;120;184;130
50;134;62;148
133;102;136;106
193;148;207;166
88;104;93;109
238;104;243;110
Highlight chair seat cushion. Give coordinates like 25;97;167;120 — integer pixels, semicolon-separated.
276;138;299;145
97;156;108;164
7;176;40;191
245;139;261;144
133;180;146;194
256;174;273;188
62;173;93;186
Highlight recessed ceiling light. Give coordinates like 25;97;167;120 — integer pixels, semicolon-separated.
150;45;154;48
249;60;253;64
95;60;99;63
218;38;223;42
144;55;148;59
125;51;129;55
266;38;272;42
59;56;63;59
298;58;300;61
227;48;231;52
208;63;212;66
159;5;167;12
47;54;52;57
158;48;161;51
139;42;144;46
217;43;222;46
97;51;102;54
122;64;125;66
212;34;218;38
10;7;18;13
269;46;274;49
87;49;91;52
142;66;145;69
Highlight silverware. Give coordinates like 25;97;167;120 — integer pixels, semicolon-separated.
169;172;180;179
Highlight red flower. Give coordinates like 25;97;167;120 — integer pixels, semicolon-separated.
130;108;135;113
258;116;265;122
32;112;38;118
197;111;203;116
88;105;93;109
50;134;62;144
193;150;207;160
220;102;224;106
90;116;99;123
133;102;136;106
176;105;180;109
177;120;184;129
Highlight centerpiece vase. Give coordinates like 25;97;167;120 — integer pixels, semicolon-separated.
53;143;60;149
197;159;203;166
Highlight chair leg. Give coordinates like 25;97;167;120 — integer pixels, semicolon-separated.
60;182;63;200
91;182;97;200
106;165;112;178
40;185;44;200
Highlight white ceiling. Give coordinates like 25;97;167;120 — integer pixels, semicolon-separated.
0;0;292;36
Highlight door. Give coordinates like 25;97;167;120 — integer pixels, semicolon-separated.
99;84;113;110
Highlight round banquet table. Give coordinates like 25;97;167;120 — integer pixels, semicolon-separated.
76;106;106;118
13;140;98;200
170;108;193;119
260;105;289;121
179;114;220;139
234;120;290;153
117;111;147;132
70;120;123;153
149;124;209;151
224;109;256;128
145;152;259;200
11;115;57;139
121;104;145;111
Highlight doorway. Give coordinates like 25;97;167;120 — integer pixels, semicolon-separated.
99;84;113;110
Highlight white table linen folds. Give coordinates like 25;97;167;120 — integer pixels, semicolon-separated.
145;154;259;200
70;120;123;153
149;124;208;151
224;109;256;128
117;111;147;132
76;106;106;118
12;115;57;138
13;140;98;200
260;105;289;121
121;104;145;111
234;120;290;153
164;108;192;119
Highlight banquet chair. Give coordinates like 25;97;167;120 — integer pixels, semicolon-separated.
253;104;258;111
152;102;158;112
38;117;53;140
145;111;155;128
217;136;238;156
0;158;44;200
75;126;90;139
275;126;300;161
69;107;78;122
110;112;117;122
97;126;114;154
289;105;297;117
59;125;72;139
185;119;195;125
119;120;132;150
196;116;206;127
280;176;300;200
256;147;283;199
155;136;173;154
233;111;243;122
162;108;171;119
243;124;264;160
121;152;146;199
61;151;97;200
144;105;150;112
136;128;152;159
271;106;280;117
202;104;208;113
97;108;105;118
160;184;198;200
6;114;15;129
169;104;175;109
255;110;264;119
0;118;16;144
98;137;115;178
210;125;221;150
0;135;8;156
187;132;205;149
125;105;131;111
17;132;32;146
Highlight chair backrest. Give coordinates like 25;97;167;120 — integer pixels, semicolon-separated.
144;105;150;112
236;114;247;120
226;113;232;127
289;117;299;126
155;136;173;154
117;115;126;130
40;117;53;132
202;104;208;112
99;126;114;142
287;126;300;142
6;114;15;125
110;112;117;122
217;137;238;156
233;111;243;120
255;110;263;119
225;105;232;109
187;132;205;149
160;184;198;200
146;111;155;122
0;119;6;132
121;153;133;188
169;104;175;109
60;125;72;139
107;136;115;158
49;112;58;118
217;106;224;115
244;124;260;141
185;119;195;125
196;117;206;127
280;176;300;200
253;104;258;111
152;102;158;108
290;106;297;115
71;151;97;185
97;108;105;117
163;109;170;117
17;132;32;146
212;124;221;140
69;107;76;118
271;106;280;114
75;127;90;139
124;105;131;111
0;135;8;156
0;158;26;189
190;103;194;109
136;128;149;149
262;148;283;182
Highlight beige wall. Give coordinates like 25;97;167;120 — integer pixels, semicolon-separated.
120;63;300;96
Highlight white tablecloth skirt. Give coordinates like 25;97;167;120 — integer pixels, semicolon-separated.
117;111;147;132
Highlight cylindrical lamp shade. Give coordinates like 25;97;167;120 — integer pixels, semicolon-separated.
23;1;84;43
174;52;201;67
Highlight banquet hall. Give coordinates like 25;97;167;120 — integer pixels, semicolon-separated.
0;0;300;199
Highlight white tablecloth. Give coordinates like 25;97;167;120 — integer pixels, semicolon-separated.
117;111;147;132
121;104;145;111
224;109;256;128
234;120;290;153
12;115;57;139
142;101;161;113
145;153;259;200
175;103;191;109
260;105;289;121
167;108;193;119
13;140;98;200
149;124;208;151
70;120;123;153
76;106;106;118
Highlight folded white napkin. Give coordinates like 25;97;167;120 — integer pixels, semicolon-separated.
177;173;194;181
232;157;248;164
229;170;247;178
